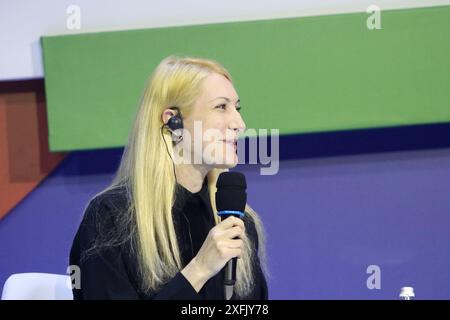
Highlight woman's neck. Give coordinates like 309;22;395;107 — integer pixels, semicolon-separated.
175;163;209;193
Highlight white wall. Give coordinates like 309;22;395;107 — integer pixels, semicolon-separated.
0;0;448;80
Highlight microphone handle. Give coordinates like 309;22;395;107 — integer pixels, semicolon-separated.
224;258;237;286
221;212;242;287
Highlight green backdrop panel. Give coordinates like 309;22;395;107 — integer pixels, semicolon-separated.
42;6;450;151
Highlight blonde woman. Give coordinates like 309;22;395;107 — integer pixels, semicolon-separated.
70;56;268;299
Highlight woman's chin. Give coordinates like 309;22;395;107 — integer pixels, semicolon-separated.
215;162;237;169
208;155;238;169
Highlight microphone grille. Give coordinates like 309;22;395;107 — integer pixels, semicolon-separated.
215;172;247;212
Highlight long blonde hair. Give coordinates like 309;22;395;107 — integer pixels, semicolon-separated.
96;56;266;297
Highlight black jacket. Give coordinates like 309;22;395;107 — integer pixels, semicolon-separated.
70;178;268;300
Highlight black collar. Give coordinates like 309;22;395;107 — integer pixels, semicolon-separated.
174;176;212;214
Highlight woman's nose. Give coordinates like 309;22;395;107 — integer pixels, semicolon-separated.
229;110;246;134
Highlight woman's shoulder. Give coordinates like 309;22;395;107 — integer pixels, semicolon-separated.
71;185;134;260
84;185;130;217
90;185;130;211
76;185;132;239
70;185;139;299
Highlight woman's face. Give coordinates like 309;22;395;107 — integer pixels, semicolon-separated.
181;72;246;169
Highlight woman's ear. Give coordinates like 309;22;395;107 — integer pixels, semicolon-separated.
162;108;177;125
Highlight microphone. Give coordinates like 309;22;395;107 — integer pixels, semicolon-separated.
215;171;247;300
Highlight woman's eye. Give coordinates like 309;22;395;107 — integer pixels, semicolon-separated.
215;104;227;110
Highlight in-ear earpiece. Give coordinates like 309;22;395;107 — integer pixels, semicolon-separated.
165;107;183;143
166;114;183;131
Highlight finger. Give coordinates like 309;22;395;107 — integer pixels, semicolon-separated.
217;216;245;231
227;248;243;259
226;239;244;249
224;226;246;240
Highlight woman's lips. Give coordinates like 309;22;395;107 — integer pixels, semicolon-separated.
222;140;237;148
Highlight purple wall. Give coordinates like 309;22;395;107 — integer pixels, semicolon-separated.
1;145;450;299
242;148;450;299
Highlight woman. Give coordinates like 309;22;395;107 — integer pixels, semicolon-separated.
70;56;268;299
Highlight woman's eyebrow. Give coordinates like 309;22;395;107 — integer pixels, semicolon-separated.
208;97;240;104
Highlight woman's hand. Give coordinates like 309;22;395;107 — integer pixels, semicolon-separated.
181;216;246;292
